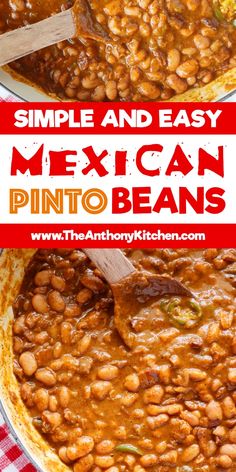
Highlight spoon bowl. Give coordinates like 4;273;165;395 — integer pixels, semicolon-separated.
83;249;194;348
113;270;194;348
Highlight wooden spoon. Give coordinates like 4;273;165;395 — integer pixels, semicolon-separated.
83;249;194;348
0;0;109;67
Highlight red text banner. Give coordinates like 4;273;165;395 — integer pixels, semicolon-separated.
0;102;235;134
1;224;235;248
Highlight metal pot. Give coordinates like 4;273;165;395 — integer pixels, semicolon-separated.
0;249;69;472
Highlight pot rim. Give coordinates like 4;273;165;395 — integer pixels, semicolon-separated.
1;65;236;102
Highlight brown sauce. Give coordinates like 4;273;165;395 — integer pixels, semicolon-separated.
12;248;236;471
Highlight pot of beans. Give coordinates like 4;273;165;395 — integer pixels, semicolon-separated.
1;247;236;472
0;0;236;101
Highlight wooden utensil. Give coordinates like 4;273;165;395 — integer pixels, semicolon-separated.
0;0;109;67
83;249;194;348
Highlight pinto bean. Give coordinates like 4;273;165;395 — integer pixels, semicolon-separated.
194;34;210;49
206;400;222;421
187;368;207;381
220;311;233;329
94;455;115;468
134;466;146;472
80;274;105;292
64;304;82;318
19;351;37;376
53;341;62;359
34;331;49;345
34;388;49;411
68;427;83;443
48;290;65;312
34;270;51;286
140;454;158;467
229;426;236;443
20;382;34;406
105;468;119;472
166;74;188;93
222;397;235;419
59;446;71;464
213;425;226;439
120;392;138;406
147;414;169;430
77;334;92;354
32;294;49;313
206;322;220;344
138;82;160;99
158;364;171;385
155;442;167;454
182;444;200;462
228;369;236;383
114;426;127;440
59;386;70;408
91;381;112;400
67;436;94;460
9;0;26;12
61;322;73;344
220;444;236;459
92;85;106;101
35;368;56;386
124;373;140;392
25;312;40;328
167;49;181;71
159;450;178;465
78;356;93;374
42;411;62;430
74;454;94;472
105;81;117;100
97;365;119;381
176;59;199;78
51;275;66;292
217;455;233;469
76;288;93;304
13;336;24;353
132;408;145;418
143;385;164;404
96;440;115;455
13;315;26;334
121;447;137;466
181;410;199;426
146;404;163;415
166;404;183;415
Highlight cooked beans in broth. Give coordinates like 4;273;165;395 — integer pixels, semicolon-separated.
13;248;236;471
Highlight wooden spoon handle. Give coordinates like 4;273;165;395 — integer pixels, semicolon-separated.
83;249;135;285
0;9;75;67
